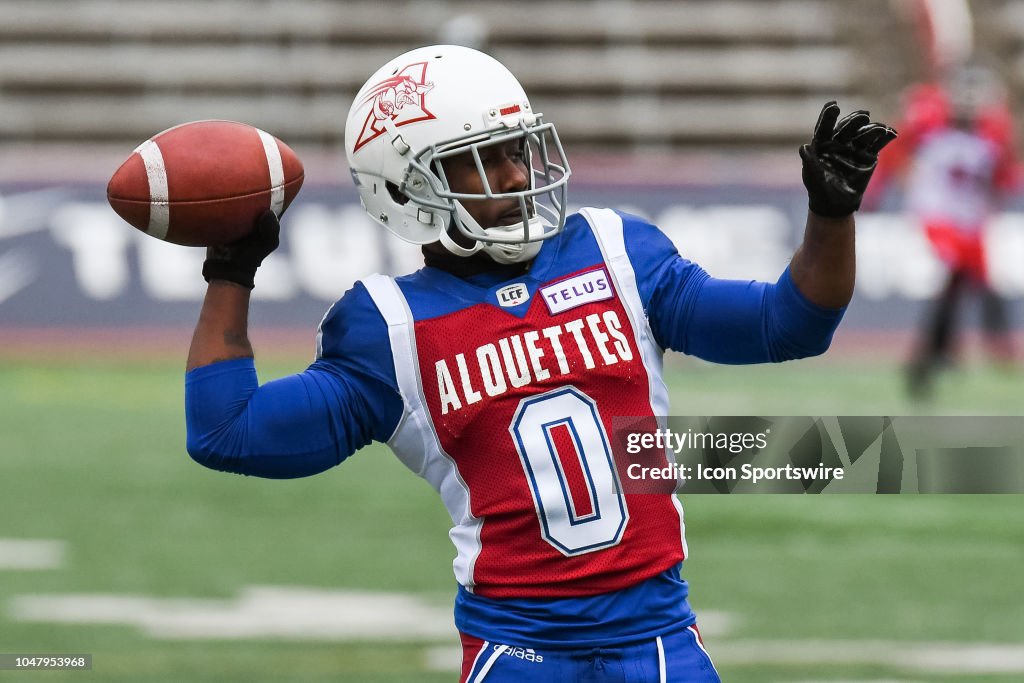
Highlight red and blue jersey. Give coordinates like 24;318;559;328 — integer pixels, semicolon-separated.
367;208;686;601
185;207;846;648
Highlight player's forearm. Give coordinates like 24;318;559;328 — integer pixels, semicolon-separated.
788;211;856;310
792;101;894;310
186;280;254;371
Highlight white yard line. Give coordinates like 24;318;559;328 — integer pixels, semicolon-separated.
0;539;65;570
10;588;1023;677
9;586;455;641
716;639;1024;674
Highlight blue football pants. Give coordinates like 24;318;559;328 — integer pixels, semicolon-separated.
459;625;721;682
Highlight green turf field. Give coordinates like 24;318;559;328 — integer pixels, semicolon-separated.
1;355;1022;682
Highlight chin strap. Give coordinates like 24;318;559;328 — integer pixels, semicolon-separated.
482;238;542;264
439;222;483;258
444;202;545;264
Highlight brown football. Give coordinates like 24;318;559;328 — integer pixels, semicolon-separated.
107;120;304;246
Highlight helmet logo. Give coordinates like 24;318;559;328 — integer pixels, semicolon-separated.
353;61;435;152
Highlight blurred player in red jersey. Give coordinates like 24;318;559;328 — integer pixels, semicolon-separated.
875;57;1017;397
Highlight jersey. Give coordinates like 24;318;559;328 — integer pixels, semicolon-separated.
906;127;1005;232
364;207;684;600
185;206;846;649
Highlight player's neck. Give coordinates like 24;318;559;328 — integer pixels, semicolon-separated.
422;245;530;279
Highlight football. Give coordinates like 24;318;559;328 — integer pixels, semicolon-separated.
107;120;304;246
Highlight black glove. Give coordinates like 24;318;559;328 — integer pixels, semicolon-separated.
202;210;280;289
800;101;897;218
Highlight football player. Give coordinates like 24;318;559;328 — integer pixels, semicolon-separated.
872;58;1016;398
185;45;895;682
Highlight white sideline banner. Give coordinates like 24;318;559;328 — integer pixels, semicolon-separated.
2;182;1023;328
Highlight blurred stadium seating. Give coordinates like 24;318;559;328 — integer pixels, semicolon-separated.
0;0;925;152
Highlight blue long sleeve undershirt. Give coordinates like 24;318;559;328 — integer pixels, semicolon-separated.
185;357;395;479
656;265;843;363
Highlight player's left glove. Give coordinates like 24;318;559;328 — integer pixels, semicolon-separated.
202;210;280;289
800;101;897;218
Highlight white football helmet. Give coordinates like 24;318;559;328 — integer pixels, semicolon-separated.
344;45;571;264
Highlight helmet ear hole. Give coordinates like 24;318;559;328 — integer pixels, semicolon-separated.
386;181;410;206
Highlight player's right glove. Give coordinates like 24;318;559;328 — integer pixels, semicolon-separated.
202;210;280;289
800;101;897;218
